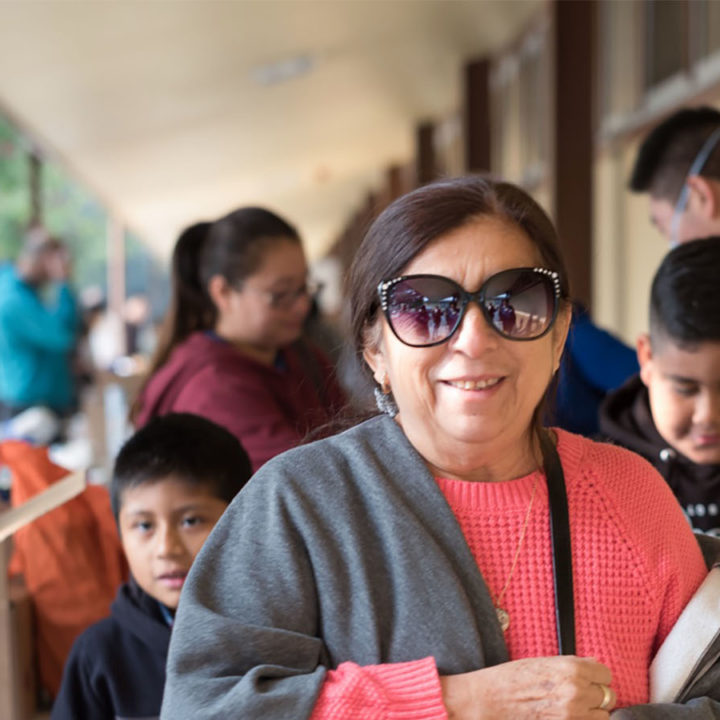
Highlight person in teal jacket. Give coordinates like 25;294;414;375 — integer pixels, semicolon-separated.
0;227;80;423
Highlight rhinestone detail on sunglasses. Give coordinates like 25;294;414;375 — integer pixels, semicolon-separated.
377;267;562;348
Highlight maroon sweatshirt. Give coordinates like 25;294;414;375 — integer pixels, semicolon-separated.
135;332;346;470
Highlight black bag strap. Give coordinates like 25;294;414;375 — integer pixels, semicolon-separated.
540;431;576;656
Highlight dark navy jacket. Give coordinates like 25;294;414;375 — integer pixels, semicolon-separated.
553;305;638;437
600;374;720;535
51;579;171;720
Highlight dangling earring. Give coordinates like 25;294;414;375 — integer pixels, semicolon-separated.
374;376;398;418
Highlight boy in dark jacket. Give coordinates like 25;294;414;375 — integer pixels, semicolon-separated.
51;413;252;720
600;238;720;534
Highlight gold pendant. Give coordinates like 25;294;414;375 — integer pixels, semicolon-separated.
496;606;510;632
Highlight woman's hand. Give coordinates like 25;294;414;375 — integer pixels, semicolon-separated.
440;656;616;719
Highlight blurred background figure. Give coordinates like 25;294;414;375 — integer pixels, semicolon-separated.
629;106;720;247
122;294;155;359
0;226;81;442
132;211;346;470
77;286;122;376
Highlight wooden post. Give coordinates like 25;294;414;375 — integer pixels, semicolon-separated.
416;122;437;186
552;0;595;308
0;537;16;720
464;58;491;173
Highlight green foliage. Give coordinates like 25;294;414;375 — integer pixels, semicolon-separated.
43;159;108;293
0;115;30;261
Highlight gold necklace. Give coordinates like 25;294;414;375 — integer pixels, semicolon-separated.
492;473;539;632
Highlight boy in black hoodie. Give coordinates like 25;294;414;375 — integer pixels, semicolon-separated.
51;412;252;720
600;238;720;534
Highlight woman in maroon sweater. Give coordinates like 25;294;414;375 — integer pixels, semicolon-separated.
132;209;346;470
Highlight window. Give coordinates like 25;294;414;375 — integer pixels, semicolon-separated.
692;0;720;64
599;0;720;135
490;17;551;197
518;28;550;189
645;0;688;89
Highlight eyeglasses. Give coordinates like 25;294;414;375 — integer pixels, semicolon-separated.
377;267;562;348
262;279;322;309
669;127;720;247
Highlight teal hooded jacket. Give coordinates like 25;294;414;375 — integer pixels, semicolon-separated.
0;265;80;413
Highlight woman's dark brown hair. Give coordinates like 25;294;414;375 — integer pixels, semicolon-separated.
347;175;571;430
131;207;300;421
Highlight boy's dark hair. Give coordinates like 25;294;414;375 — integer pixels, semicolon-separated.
111;413;252;521
650;236;720;349
630;106;720;202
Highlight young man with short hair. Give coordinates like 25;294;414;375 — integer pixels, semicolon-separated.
630;106;720;246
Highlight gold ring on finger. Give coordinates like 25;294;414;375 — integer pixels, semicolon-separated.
596;683;613;711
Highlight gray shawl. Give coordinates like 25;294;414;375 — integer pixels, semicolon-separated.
160;415;720;719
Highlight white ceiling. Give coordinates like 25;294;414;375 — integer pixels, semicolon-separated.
0;0;540;260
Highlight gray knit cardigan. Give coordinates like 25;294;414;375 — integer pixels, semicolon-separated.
160;415;720;719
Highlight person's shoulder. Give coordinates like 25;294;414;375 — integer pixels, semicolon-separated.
598;375;661;456
0;266;24;311
187;336;272;380
156;333;243;387
0;263;15;284
556;427;664;491
557;428;685;525
245;415;407;498
263;414;395;466
67;613;117;662
175;331;226;359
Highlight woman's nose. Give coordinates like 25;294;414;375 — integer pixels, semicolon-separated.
449;303;499;355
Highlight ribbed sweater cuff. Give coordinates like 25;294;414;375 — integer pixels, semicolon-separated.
310;656;447;720
364;656;447;719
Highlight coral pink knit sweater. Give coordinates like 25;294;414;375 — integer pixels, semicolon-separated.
310;430;707;719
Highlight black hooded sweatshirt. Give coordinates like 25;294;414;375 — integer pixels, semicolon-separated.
51;579;171;720
600;374;720;535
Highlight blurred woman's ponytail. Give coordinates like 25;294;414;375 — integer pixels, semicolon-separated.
130;222;212;421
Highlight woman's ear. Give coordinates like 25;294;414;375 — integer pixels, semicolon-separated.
362;324;387;386
637;333;654;388
207;274;232;312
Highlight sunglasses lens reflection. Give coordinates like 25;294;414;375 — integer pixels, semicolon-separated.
387;276;463;346
385;269;556;346
482;269;555;340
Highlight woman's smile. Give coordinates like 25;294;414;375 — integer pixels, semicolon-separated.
440;376;504;391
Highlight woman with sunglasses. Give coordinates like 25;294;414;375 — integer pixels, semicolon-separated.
161;178;714;719
132;207;346;470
